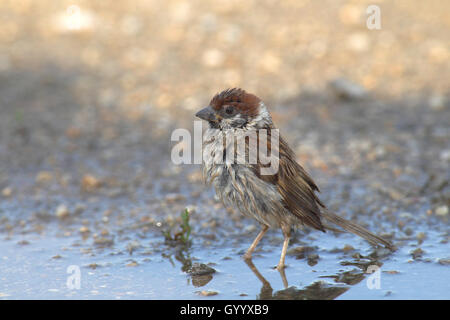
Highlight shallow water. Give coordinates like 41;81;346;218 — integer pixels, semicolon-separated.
1;222;448;300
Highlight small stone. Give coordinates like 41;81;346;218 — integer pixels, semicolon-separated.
126;261;138;267
165;193;186;203
81;174;101;192
399;212;413;219
288;246;317;259
428;94;447;111
55;204;70;219
411;248;424;259
244;224;257;233
65;127;82;139
197;290;218;296
384;270;400;275
307;253;320;266
93;237;114;247
435;206;448;217
329;78;367;100
437;258;450;265
36;171;53;183
187;263;216;276
342;244;355;252
79;226;90;233
1;187;12;197
416;232;426;242
440;150;450;162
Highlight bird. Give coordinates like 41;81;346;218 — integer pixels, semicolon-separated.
195;88;394;270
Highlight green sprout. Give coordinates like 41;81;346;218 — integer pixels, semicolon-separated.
163;208;192;246
180;208;191;245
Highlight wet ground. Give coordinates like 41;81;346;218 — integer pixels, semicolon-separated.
0;1;449;299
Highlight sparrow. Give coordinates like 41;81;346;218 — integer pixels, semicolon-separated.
195;88;394;270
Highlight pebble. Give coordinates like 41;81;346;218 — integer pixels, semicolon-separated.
411;248;424;259
197;290;218;296
93;237;114;247
342;244;355;252
288;246;317;259
82;174;101;191
437;258;450;266
55;204;70;219
435;206;448;217
307;253;320;266
126;260;138;267
1;187;12;197
187;263;216;276
329;78;367;100
428;94;447;111
244;224;257;233
440;150;450;162
416;232;426;243
165;193;186;203
384;270;400;275
35;171;53;184
79;226;90;233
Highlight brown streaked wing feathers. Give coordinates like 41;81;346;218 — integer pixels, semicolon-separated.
253;131;325;231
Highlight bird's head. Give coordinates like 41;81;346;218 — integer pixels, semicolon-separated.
195;88;272;130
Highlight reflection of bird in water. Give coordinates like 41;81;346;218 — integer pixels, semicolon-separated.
244;259;353;300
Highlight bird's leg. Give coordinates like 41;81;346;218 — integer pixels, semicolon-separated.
243;225;269;260
244;259;272;290
278;265;288;289
276;227;291;270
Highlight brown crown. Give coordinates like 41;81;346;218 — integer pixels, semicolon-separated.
210;88;261;117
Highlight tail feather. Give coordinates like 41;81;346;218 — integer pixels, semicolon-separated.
322;209;395;251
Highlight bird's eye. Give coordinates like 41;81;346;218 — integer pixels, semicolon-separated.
225;106;234;115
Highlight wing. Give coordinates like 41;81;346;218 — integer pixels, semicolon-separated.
252;131;325;231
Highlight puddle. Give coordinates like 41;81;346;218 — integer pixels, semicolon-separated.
1;223;448;299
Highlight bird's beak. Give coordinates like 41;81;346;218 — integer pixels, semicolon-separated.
195;106;216;122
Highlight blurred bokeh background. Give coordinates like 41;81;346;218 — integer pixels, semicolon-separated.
1;0;448;113
0;0;449;299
